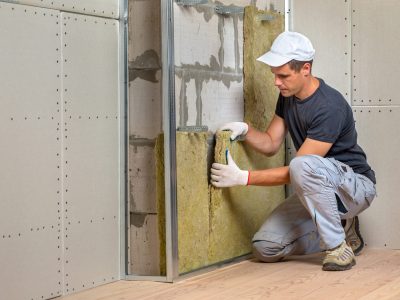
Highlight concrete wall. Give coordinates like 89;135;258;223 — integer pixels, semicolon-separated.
128;0;162;275
174;0;284;132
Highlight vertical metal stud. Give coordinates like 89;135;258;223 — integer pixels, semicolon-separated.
119;0;128;281
161;0;179;282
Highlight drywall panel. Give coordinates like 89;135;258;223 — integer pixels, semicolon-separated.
291;0;351;102
0;3;62;299
0;227;62;300
61;11;120;294
63;118;119;219
63;218;119;293
354;107;400;248
63;107;120;293
11;0;119;18
62;13;119;117
352;0;399;106
0;2;60;118
351;1;400;250
0;120;61;232
0;120;62;300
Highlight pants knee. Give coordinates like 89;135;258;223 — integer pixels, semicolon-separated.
252;240;289;263
289;155;318;180
289;155;326;192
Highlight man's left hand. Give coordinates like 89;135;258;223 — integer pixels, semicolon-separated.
211;150;249;188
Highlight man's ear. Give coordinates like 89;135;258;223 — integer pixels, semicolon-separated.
301;62;312;76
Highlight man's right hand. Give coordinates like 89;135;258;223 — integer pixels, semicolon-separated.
219;122;249;141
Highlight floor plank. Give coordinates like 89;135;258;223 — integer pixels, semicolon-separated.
61;248;400;300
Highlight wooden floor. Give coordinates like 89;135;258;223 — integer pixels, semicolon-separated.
61;248;400;300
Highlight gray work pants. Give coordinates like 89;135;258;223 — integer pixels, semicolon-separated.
252;155;376;262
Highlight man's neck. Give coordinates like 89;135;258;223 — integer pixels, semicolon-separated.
295;76;320;100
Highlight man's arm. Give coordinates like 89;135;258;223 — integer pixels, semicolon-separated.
211;116;334;187
248;138;333;186
245;115;288;156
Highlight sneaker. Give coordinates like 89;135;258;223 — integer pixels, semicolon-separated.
322;241;356;271
344;216;364;256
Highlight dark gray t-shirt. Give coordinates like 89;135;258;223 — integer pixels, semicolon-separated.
275;78;376;184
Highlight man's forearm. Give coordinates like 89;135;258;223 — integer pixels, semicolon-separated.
245;125;281;156
248;166;290;186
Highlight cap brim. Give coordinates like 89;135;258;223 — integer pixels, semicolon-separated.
256;51;291;67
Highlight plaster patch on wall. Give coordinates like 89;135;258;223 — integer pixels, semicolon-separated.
183;79;198;126
129;49;161;83
221;16;238;70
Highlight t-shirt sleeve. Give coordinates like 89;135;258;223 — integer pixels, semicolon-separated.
275;94;284;118
307;105;345;143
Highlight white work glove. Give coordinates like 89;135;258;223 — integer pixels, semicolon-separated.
211;150;249;188
219;122;249;141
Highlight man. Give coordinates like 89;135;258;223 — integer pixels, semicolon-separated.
210;31;376;271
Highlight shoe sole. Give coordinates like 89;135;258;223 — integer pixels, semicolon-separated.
352;216;364;256
322;259;356;271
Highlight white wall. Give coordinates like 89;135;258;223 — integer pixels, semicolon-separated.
8;0;119;18
290;0;400;248
0;2;121;299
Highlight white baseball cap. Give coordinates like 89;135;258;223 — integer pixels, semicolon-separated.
257;31;315;67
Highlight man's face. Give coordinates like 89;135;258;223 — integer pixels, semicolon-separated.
270;63;309;98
